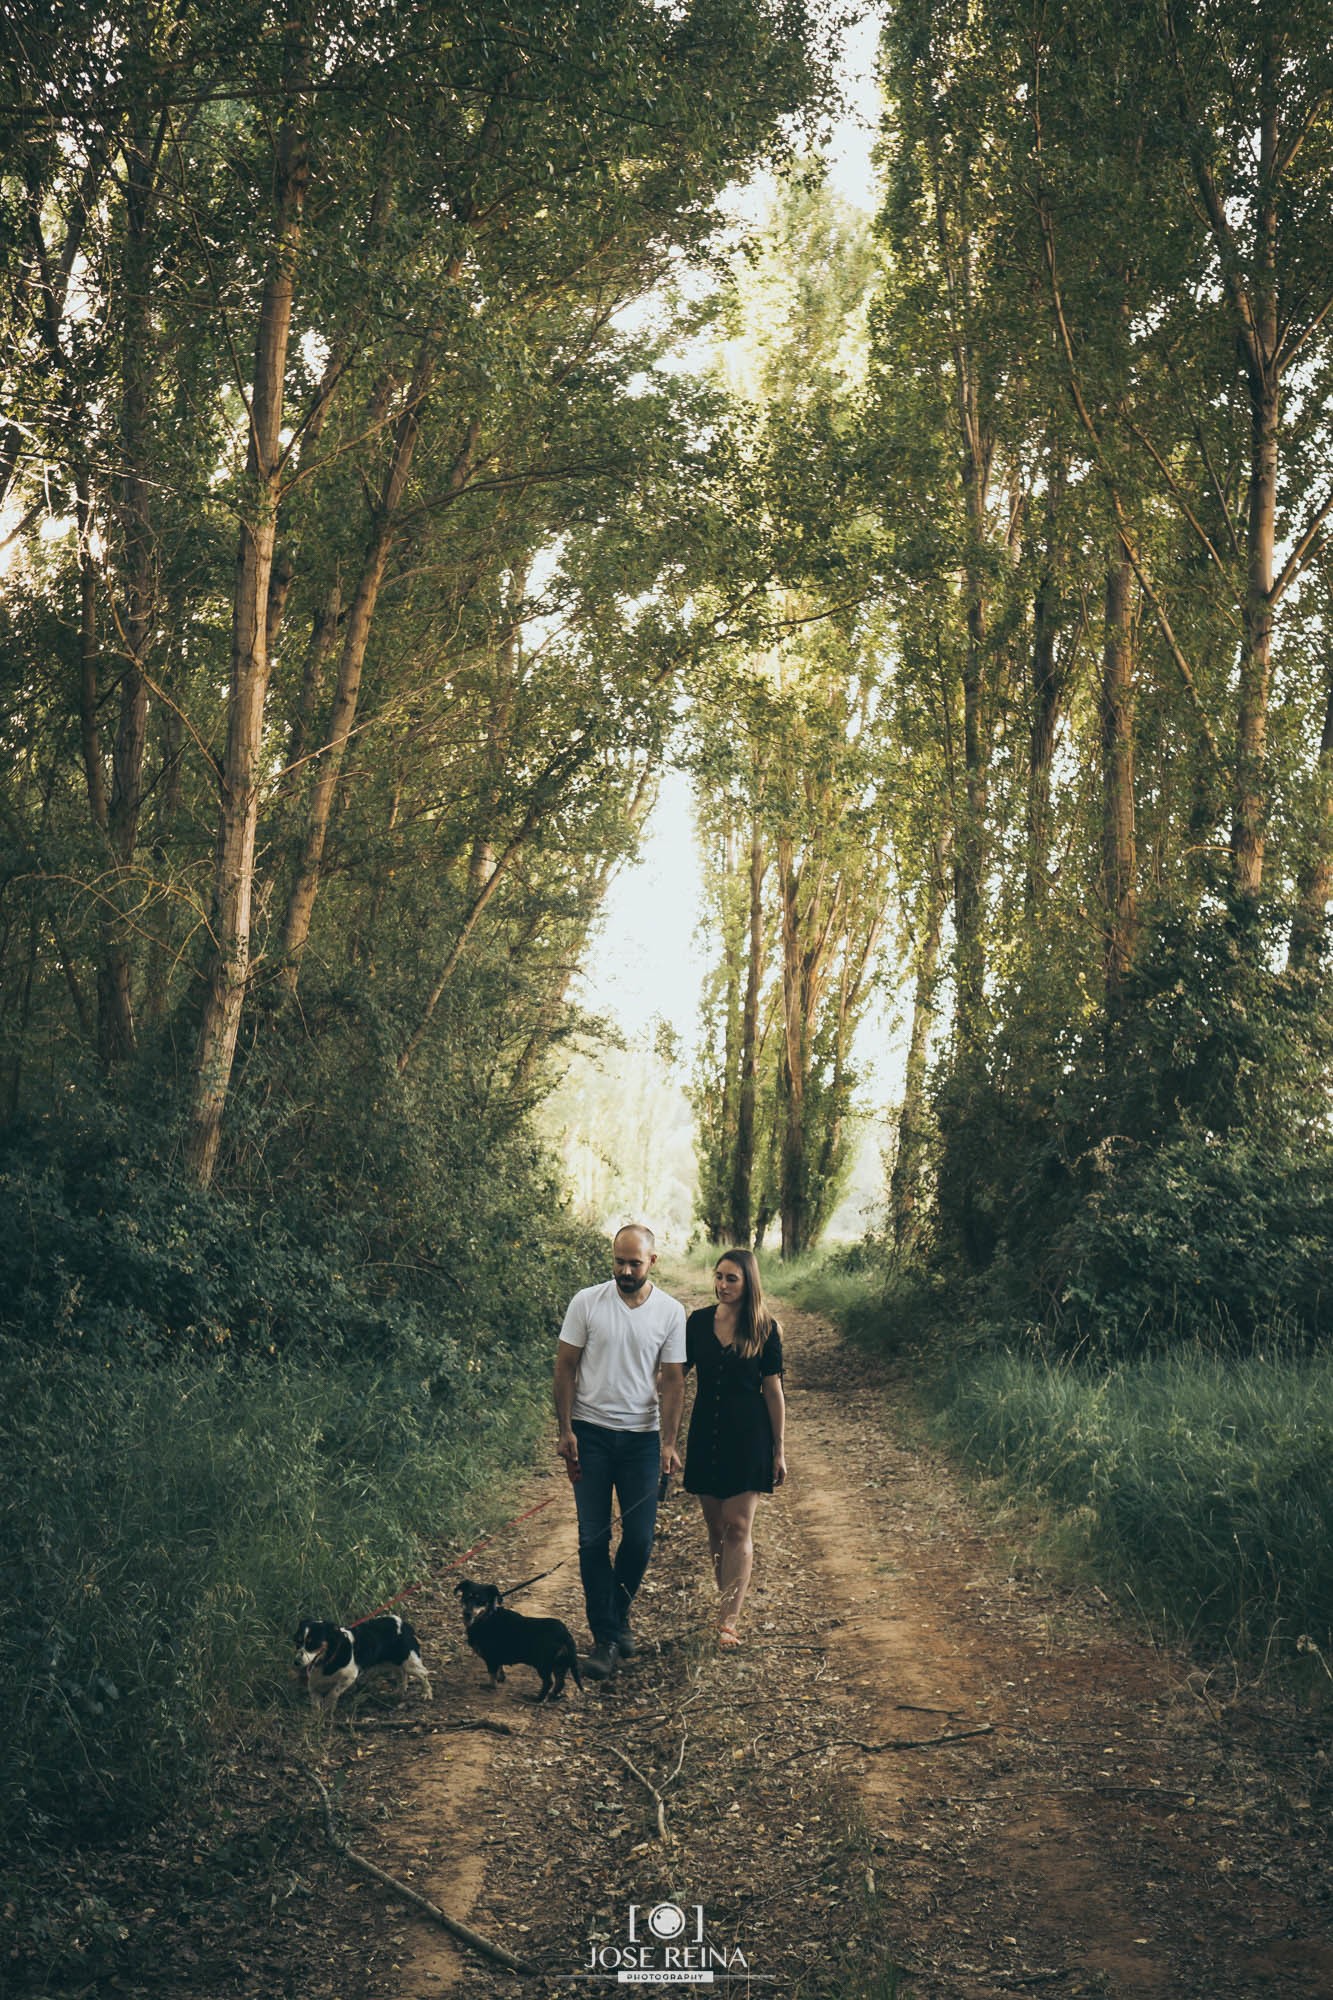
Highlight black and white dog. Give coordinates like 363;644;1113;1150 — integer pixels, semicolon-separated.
292;1614;433;1713
454;1579;583;1702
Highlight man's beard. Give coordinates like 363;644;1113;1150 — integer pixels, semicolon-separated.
615;1273;645;1292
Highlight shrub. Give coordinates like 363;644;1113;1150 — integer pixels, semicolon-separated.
0;1341;556;1848
935;1343;1333;1656
930;898;1333;1356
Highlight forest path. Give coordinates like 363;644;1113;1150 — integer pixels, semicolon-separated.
337;1299;1330;1999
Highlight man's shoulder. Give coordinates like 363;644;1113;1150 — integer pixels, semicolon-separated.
565;1279;615;1313
648;1284;687;1327
558;1279;614;1342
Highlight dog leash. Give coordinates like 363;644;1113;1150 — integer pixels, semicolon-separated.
350;1472;675;1624
498;1561;564;1600
350;1493;562;1626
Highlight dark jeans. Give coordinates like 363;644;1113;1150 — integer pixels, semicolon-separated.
571;1418;661;1645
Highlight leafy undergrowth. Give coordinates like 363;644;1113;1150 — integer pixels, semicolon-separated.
934;1343;1333;1661
0;1343;556;1993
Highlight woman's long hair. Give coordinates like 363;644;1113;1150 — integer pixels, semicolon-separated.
716;1247;773;1360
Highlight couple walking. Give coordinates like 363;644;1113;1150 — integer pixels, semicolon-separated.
553;1224;787;1678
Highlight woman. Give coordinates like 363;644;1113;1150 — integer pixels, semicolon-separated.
682;1248;787;1646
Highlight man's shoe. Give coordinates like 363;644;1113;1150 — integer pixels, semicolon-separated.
582;1640;620;1680
615;1625;638;1659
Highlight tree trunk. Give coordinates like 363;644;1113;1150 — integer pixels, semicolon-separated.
777;840;806;1259
717;821;743;1223
1232;374;1278;899
97;102;158;1066
890;834;948;1258
185;38;308;1186
1290;665;1333;970
1190;50;1279;902
277;392;475;990
286;582;342;768
1100;541;1137;1008
1025;467;1067;909
953;394;991;1050
726;822;766;1246
74;470;108;833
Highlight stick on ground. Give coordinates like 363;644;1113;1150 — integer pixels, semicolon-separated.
297;1760;538;1976
608;1736;687;1842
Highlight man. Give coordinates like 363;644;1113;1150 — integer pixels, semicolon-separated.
554;1223;686;1679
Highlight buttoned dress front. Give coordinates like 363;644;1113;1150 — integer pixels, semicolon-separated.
682;1306;784;1500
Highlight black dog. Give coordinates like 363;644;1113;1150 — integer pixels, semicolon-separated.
454;1579;583;1702
292;1614;433;1713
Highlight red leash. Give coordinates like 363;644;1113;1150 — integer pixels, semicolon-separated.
350;1494;561;1627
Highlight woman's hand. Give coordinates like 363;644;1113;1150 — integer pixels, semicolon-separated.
773;1447;787;1487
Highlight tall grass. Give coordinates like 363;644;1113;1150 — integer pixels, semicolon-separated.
936;1344;1333;1654
0;1342;549;1848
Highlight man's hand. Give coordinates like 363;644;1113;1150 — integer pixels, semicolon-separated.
554;1340;582;1481
660;1440;682;1481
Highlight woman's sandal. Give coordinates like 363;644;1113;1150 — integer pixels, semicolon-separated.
717;1624;742;1648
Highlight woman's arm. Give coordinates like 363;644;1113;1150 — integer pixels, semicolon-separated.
762;1373;787;1487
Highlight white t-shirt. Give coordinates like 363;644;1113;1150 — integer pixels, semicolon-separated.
559;1280;687;1432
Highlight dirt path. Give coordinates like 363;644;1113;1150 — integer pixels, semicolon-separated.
318;1301;1330;1998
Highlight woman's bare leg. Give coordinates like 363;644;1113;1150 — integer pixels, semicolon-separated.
698;1495;725;1589
717;1492;760;1631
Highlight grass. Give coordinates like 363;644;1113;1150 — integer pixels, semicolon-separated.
0;1340;550;1849
935;1342;1333;1657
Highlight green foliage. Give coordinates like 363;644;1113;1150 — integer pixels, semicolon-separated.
0;1004;602;1848
935;1345;1333;1657
0;1341;553;1848
802;1242;1333;1662
0;978;595;1366
542;1022;698;1241
0;3;845;1885
687;174;897;1259
932;900;1333;1356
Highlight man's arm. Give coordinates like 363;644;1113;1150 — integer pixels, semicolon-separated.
657;1361;685;1479
554;1340;582;1470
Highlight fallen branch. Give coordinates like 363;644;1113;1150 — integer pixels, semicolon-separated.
297;1761;537;1975
859;1956;1069;1991
988;1970;1071;1990
608;1735;687;1842
335;1716;513;1736
773;1723;993;1767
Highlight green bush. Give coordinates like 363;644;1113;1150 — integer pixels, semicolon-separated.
0;989;597;1368
934;1343;1333;1656
0;1341;552;1848
1040;1132;1333;1353
931;899;1333;1356
0;1022;606;1851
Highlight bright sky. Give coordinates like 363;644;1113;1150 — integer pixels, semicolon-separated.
575;764;706;1057
573;14;897;1108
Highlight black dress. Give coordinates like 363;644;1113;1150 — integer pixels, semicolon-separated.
682;1307;784;1500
